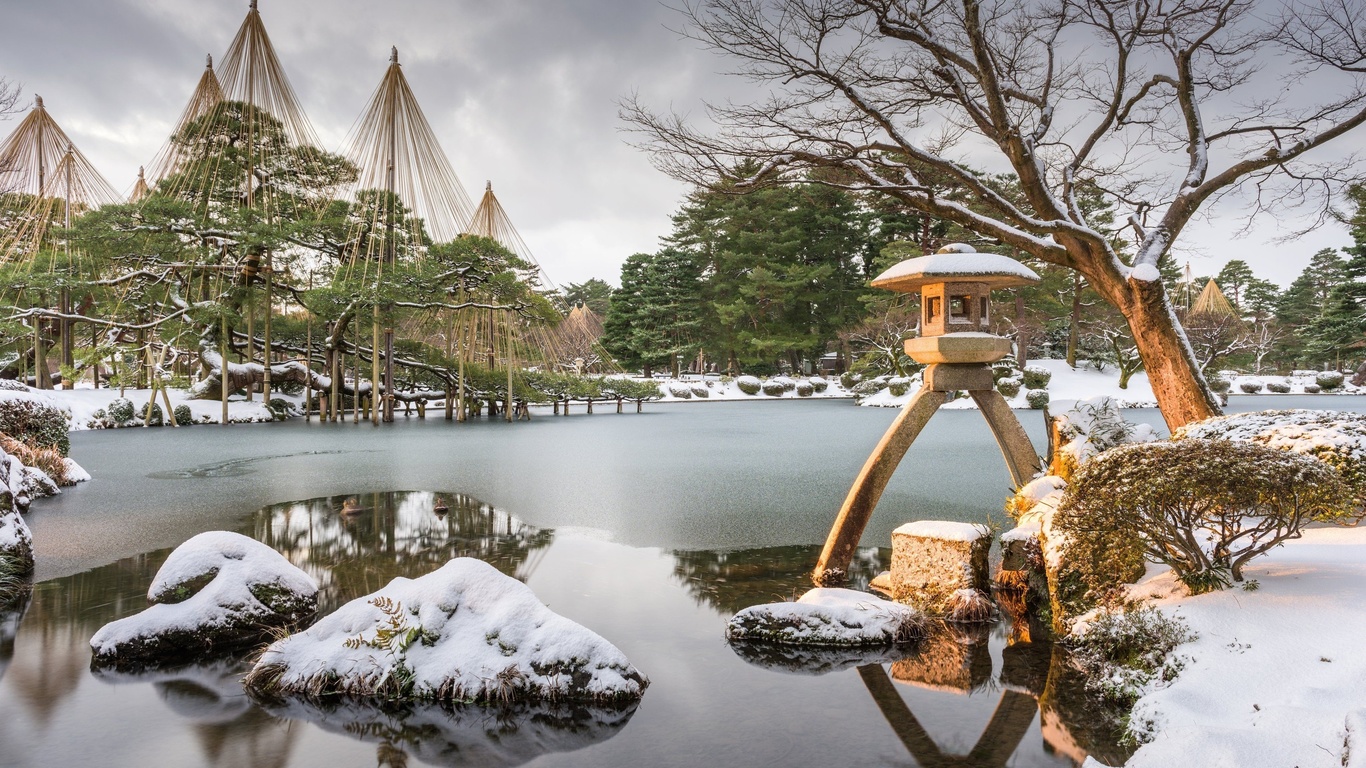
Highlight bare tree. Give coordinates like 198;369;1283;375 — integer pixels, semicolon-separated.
624;0;1366;428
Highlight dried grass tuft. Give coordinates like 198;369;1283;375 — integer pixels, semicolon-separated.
0;434;69;486
945;588;996;624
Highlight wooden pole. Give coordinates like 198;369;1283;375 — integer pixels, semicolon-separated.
262;250;273;401
220;313;230;426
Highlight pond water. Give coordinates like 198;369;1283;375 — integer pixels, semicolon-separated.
1;395;1362;767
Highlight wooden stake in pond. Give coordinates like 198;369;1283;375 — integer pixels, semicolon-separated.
352;321;361;423
371;302;381;426
505;318;514;423
220;312;229;426
262;248;272;401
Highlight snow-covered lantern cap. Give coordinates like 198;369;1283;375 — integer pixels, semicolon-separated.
871;243;1039;364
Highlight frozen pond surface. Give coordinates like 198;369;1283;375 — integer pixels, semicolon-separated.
1;395;1362;767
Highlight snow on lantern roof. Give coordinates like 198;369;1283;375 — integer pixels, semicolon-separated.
871;243;1040;293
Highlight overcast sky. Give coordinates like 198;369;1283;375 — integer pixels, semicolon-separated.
0;0;1354;290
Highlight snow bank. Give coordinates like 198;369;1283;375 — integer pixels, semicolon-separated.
1123;526;1366;767
262;697;638;768
0;504;32;580
653;375;851;403
726;587;926;646
245;558;647;705
91;531;318;668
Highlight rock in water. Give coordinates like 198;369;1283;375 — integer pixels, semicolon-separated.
726;587;926;646
244;558;647;705
91;531;318;668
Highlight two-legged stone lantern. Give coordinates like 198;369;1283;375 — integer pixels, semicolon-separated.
814;244;1044;585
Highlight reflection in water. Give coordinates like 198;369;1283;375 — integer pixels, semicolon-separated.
252;491;554;613
671;544;886;615
95;659;298;768
0;590;29;685
262;697;638;768
687;544;1134;767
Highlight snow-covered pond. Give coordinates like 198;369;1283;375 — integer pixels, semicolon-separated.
1;396;1363;767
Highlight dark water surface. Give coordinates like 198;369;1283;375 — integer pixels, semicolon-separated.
1;396;1361;767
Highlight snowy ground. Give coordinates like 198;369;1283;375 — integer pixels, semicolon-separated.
1111;526;1366;768
41;386;298;430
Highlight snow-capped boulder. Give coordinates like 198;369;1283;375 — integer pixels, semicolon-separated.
726;587;926;646
91;531;318;668
261;697;638;768
244;558;647;705
0;500;33;583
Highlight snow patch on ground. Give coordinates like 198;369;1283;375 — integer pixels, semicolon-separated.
893;520;990;542
246;558;646;704
1123;526;1366;767
652;375;850;403
726;587;926;646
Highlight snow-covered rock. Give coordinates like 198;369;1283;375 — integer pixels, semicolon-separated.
726;587;926;646
244;558;647;705
91;531;318;668
0;499;32;582
0;592;26;685
262;697;638;768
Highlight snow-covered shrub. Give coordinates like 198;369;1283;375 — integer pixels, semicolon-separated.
91;531;319;669
1317;371;1345;390
726;588;926;646
0;380;27;392
690;385;709;399
1238;380;1263;394
1023;366;1052;390
761;380;786;397
666;382;693;399
1304;383;1322;394
887;377;911;397
839;372;859;390
265;398;293;420
852;378;886;397
0;502;33;584
736;376;761;395
244;558;647;705
1026;389;1050;409
0;396;70;456
1057;440;1350;594
795;381;814;397
173;405;193;426
144;402;164;426
808;376;828;393
992;363;1017;381
1266;380;1291;394
1173;409;1366;515
1066;605;1195;707
773;376;797;392
107;397;136;425
1206;376;1231;394
996;377;1022;398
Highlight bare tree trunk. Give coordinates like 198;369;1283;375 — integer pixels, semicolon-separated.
1067;274;1081;368
1120;280;1220;430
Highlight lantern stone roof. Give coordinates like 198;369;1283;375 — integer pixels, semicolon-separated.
871;243;1040;292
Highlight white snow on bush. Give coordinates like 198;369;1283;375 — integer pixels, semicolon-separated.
726;588;926;646
91;531;318;663
1015;475;1066;505
246;558;646;704
1173;409;1366;459
893;520;990;542
1001;521;1041;543
1054;396;1158;466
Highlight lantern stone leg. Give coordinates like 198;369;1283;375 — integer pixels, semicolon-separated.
814;387;947;585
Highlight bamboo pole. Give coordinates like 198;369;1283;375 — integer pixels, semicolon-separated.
372;304;381;426
263;249;272;401
220;313;229;426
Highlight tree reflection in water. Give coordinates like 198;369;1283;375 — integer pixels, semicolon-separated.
252;491;555;613
670;544;887;616
0;589;29;686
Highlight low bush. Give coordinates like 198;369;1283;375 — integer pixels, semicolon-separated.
996;377;1022;398
0;435;68;486
852;377;887;397
266;398;293;420
1266;380;1291;394
1026;389;1050;409
1238;380;1263;394
1057;440;1351;593
839;372;859;390
992;364;1017;382
887;377;911;397
736;376;762;395
1304;383;1322;394
144;402;164;427
1173;409;1366;516
691;385;709;398
795;381;814;397
760;380;786;397
808;376;829;393
1065;606;1195;707
0;380;28;392
774;376;797;392
174;404;193;426
666;383;693;399
1317;371;1346;390
1206;376;1231;393
0;398;71;456
1023;366;1052;390
107;398;136;425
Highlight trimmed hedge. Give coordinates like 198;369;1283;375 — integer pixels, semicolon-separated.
1238;380;1263;394
1026;389;1050;409
1317;371;1346;390
736;376;762;395
0;397;70;456
1023;366;1052;390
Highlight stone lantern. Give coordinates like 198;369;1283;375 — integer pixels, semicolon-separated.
814;244;1045;586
